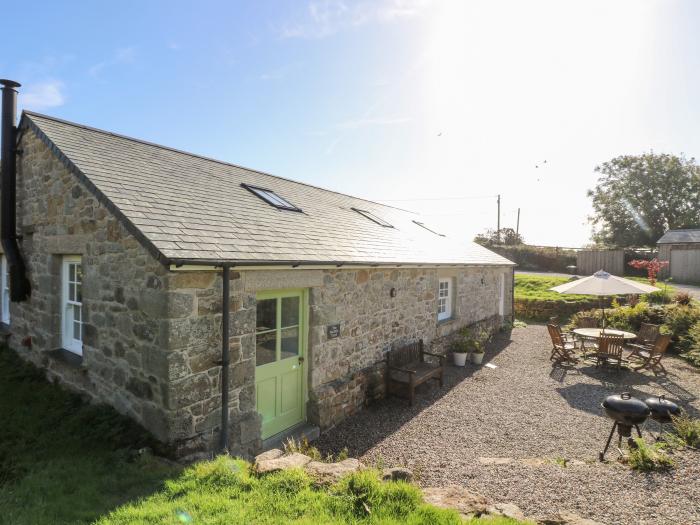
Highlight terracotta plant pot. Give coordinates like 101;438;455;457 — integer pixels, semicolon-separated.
453;352;468;367
471;352;484;365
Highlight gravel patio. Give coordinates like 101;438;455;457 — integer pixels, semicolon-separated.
316;324;700;525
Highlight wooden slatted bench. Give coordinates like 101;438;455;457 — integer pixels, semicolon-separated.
386;339;444;405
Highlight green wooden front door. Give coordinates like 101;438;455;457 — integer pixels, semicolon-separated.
255;289;307;440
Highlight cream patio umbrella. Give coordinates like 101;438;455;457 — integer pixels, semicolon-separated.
549;270;660;328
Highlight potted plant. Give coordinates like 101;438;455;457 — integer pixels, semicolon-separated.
471;340;485;364
470;328;489;365
450;339;469;367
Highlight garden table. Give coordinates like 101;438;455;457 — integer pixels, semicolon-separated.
572;328;637;366
571;328;637;342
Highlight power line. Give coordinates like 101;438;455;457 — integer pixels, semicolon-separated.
376;194;499;202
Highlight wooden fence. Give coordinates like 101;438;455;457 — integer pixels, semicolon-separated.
576;249;624;276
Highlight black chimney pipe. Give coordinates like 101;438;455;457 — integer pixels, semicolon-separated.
1;79;31;301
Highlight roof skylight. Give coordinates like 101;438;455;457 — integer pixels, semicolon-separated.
242;184;301;212
413;220;445;237
352;208;393;228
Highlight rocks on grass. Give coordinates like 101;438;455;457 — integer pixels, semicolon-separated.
305;458;363;485
255;452;312;474
537;511;604;525
254;448;284;464
422;486;490;519
382;466;414;482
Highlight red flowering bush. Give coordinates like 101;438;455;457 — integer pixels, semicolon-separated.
628;258;669;286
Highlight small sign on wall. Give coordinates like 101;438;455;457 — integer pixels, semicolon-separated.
326;323;341;339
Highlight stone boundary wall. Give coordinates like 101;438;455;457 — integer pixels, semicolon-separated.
515;298;611;322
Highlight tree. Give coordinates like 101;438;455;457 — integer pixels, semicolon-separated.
628;258;669;286
588;152;700;247
474;228;524;246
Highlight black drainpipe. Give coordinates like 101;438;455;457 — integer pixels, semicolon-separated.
219;265;230;453
0;79;30;301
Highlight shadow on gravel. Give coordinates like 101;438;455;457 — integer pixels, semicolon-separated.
315;329;515;458
556;363;699;419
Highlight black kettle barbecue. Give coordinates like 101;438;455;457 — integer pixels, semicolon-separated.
644;395;681;439
599;392;650;461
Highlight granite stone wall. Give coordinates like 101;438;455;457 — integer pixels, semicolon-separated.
7;126;513;460
306;266;512;430
7;127;173;443
163;270;261;459
164;265;511;458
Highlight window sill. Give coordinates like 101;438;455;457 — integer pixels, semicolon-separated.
0;323;11;336
437;317;456;326
47;348;84;368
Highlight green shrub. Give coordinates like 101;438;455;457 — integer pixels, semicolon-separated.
662;304;700;353
669;412;700;448
682;321;700;367
626;439;675;471
674;291;694;306
488;245;576;273
569;301;666;332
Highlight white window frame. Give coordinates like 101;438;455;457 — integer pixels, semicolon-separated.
61;256;83;355
438;278;453;321
1;255;9;325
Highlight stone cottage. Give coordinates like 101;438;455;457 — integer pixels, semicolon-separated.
0;80;514;459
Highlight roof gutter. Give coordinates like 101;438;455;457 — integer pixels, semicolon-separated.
168;258;516;269
0;80;30;301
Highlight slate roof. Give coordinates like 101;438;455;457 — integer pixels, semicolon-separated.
21;111;513;267
657;229;700;244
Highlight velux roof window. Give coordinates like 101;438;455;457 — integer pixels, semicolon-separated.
352;208;393;228
242;183;302;212
413;220;445;237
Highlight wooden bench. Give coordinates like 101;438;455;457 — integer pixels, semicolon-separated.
385;339;444;405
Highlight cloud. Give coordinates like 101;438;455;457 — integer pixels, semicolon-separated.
88;46;137;77
21;81;65;110
281;0;430;39
336;116;411;129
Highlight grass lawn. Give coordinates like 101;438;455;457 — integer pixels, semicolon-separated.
515;274;674;303
514;274;595;303
0;347;179;525
96;456;520;525
0;346;523;525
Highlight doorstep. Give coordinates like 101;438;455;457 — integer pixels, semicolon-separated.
261;422;320;452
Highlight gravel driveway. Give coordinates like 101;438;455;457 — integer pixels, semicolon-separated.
316;324;700;525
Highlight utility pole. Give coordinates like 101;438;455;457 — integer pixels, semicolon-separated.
496;194;501;243
516;207;520;236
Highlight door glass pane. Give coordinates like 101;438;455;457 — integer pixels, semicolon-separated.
280;326;299;360
69;282;76;302
75;264;82;283
73;320;81;341
76;283;82;303
256;299;276;332
69;264;76;282
256;331;277;366
281;296;299;327
73;304;81;322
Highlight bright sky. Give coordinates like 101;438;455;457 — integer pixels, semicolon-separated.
4;0;700;247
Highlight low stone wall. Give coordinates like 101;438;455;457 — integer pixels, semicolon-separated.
515;298;611;322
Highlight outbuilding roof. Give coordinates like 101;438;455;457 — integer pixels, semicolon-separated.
657;229;700;245
21;111;513;268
